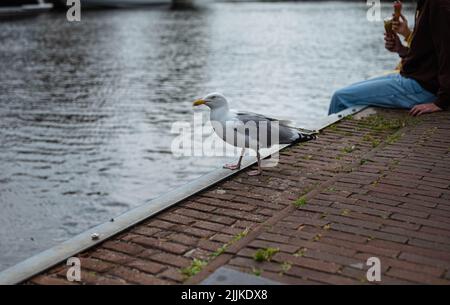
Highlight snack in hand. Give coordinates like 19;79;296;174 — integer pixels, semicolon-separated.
384;17;394;35
393;1;402;21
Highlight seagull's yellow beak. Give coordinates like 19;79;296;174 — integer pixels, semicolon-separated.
193;99;206;107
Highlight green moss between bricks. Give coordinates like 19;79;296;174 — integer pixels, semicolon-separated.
179;228;250;279
253;247;279;262
328;124;338;131
180;259;208;277
327;186;337;192
341;209;350;216
359;114;421;131
293;196;307;207
313;233;323;242
363;134;381;148
252;267;262;276
294;248;307;257
386;133;403;144
280;261;292;274
342;145;356;153
360;158;374;165
210;244;227;258
210;228;249;258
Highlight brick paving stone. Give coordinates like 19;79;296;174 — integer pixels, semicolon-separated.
102;241;146;256
149;252;191;269
127;259;166;274
386;268;449;285
159;267;185;282
78;272;127;285
30;275;78;285
90;249;135;265
131;236;189;255
79;257;115;273
109;266;168;285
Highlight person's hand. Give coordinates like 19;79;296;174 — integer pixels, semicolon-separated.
384;33;402;53
392;13;411;39
409;103;442;116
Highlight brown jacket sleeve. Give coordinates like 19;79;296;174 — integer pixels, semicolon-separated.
431;0;450;110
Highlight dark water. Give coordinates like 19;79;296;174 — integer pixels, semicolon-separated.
0;2;415;271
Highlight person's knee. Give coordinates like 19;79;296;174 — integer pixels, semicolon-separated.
331;89;343;102
329;90;344;114
334;86;355;100
331;88;348;106
329;87;357;115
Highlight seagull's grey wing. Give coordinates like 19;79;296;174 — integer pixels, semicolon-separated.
245;114;296;129
235;111;296;128
233;111;300;146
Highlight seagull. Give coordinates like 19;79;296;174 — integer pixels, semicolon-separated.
193;93;316;176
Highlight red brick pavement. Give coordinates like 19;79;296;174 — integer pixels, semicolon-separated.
28;109;450;285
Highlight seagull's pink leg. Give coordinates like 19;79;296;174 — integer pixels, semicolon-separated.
247;149;262;176
223;148;245;170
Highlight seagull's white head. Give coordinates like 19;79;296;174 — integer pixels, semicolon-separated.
193;92;228;110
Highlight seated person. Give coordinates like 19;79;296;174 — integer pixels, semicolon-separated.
328;0;449;117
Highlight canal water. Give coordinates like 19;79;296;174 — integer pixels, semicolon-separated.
0;2;415;271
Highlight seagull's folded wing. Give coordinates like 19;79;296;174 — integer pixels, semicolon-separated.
234;111;296;128
231;111;300;146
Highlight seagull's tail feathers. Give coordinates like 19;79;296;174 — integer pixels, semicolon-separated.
293;133;317;144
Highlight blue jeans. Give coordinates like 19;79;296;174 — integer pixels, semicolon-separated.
328;73;436;115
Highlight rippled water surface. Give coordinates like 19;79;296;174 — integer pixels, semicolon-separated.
0;2;415;270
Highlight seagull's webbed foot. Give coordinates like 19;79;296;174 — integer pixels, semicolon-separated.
247;169;262;176
223;163;240;170
223;151;245;171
